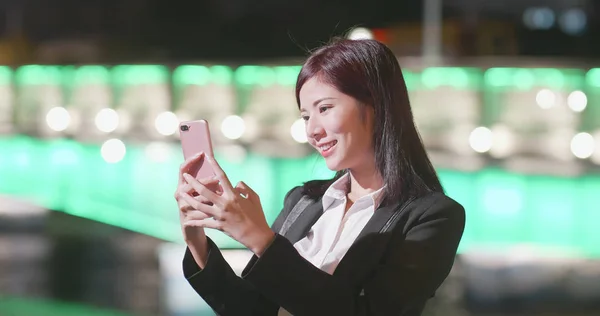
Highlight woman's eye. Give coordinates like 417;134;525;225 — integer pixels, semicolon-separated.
301;115;309;121
319;106;330;113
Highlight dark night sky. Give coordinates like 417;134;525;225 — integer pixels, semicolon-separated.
1;0;598;60
143;0;422;59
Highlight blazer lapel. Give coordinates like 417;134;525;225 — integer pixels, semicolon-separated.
333;202;402;284
283;198;324;244
355;202;400;241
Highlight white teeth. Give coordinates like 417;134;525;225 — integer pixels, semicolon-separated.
319;141;336;151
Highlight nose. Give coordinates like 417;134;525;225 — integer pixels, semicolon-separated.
306;117;325;142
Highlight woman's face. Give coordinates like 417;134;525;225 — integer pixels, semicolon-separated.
299;77;375;172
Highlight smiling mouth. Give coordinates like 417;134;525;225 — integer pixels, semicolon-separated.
319;140;337;153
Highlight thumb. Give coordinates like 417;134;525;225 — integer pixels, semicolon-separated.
236;181;260;204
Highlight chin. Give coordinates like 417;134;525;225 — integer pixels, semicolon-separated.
324;158;346;172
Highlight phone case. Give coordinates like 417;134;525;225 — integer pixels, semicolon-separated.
179;120;216;179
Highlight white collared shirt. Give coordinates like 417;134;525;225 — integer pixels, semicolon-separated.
278;174;385;315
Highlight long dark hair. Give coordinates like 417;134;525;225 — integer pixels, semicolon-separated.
296;38;443;206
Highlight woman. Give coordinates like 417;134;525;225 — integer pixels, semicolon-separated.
175;39;466;316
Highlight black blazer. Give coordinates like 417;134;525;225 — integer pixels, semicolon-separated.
183;185;466;316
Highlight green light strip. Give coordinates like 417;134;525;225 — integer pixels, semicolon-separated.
110;65;169;86
15;65;64;85
484;67;585;90
586;68;600;88
421;67;482;90
2;65;595;94
0;66;12;85
73;65;110;85
0;296;133;316
234;65;300;86
173;65;235;86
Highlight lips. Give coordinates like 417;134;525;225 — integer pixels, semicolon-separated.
317;140;337;157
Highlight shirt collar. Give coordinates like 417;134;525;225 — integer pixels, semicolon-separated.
322;173;386;211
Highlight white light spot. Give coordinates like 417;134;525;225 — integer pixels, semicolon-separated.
95;108;119;133
290;118;307;143
570;132;594;159
536;89;556;109
348;27;373;40
101;138;126;163
221;115;245;140
155;111;179;136
469;127;493;153
567;91;587;112
46;107;71;132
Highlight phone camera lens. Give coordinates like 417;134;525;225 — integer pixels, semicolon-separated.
180;125;189;132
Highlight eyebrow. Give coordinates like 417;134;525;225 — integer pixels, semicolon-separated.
300;97;336;112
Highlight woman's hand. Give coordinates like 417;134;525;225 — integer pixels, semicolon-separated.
178;154;275;256
174;153;221;267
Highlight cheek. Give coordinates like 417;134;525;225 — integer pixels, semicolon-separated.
349;121;374;150
324;117;350;134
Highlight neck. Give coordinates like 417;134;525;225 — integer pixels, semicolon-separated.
347;164;384;201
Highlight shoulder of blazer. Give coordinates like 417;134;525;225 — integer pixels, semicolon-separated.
283;185;307;210
415;191;464;215
270;186;306;233
400;191;466;231
380;192;464;232
375;192;465;265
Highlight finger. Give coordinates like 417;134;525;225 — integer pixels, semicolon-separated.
178;183;196;196
178;178;220;198
178;184;216;205
204;155;235;196
178;200;194;212
235;183;249;198
195;194;214;205
183;173;223;205
184;210;211;220
181;184;197;197
178;152;205;185
175;183;199;199
179;192;221;219
183;218;223;231
197;176;224;196
236;181;260;204
178;194;213;211
197;175;220;186
234;187;247;199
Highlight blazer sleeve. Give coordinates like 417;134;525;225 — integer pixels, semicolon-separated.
240;195;466;316
182;186;304;316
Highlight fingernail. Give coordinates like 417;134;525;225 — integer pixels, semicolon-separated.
183;173;192;179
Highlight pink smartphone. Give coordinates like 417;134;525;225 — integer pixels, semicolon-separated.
179;120;216;180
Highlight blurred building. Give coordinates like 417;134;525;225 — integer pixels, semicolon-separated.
376;19;518;57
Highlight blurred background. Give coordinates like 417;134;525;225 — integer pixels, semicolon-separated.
0;0;599;315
